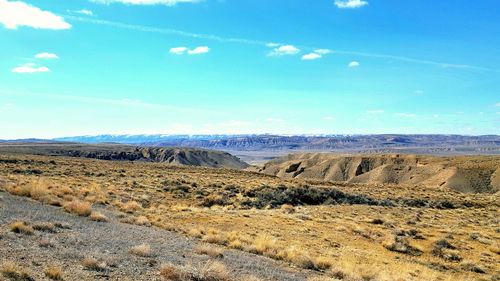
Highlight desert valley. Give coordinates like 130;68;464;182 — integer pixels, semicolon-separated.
0;140;498;281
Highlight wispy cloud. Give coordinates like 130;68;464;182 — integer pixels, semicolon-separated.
367;110;384;114
65;15;270;46
35;52;59;59
91;0;202;6
268;45;300;56
11;63;50;74
334;0;368;9
315;49;332;55
348;61;360;67
0;0;71;30
322;116;335;121
64;15;495;71
395;113;416;118
496;102;500;107
74;9;94;16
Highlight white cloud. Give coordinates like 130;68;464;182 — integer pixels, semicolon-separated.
75;9;94;16
302;49;333;61
302;53;322;61
496;102;500;107
395;113;416;118
11;63;50;74
91;0;201;6
315;49;332;55
348;61;360;67
169;46;187;55
366;110;384;114
0;0;71;30
268;45;300;56
266;42;280;47
187;46;209;55
334;0;368;9
34;52;59;59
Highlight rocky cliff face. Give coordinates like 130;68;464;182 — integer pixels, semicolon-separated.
260;153;500;193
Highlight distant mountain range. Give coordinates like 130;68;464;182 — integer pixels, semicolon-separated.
46;134;500;154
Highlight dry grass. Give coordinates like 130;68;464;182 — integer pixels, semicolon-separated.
45;265;63;280
9;221;34;235
202;232;228;246
63;200;92;216
81;257;105;271
160;264;182;280
129;244;152;257
33;222;56;232
135;215;151;226
0;261;32;281
195;244;224;258
121;200;141;213
160;261;232;281
1;153;499;281
89;211;109;222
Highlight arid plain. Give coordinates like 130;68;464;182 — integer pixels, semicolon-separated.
0;145;498;281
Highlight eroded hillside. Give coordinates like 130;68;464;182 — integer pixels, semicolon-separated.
0;143;249;170
260;153;500;193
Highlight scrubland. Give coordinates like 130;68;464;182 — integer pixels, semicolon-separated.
0;153;498;280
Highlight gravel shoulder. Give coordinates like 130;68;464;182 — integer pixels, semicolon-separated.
0;191;311;281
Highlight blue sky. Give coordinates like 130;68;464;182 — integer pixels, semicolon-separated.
0;0;499;139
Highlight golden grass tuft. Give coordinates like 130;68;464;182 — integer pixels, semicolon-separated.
195;244;224;258
202;232;228;246
81;257;105;271
160;264;181;280
63;200;92;216
89;211;109;222
7;184;31;197
10;221;34;235
160;261;232;281
45;265;63;280
135;215;151;226
129;244;152;257
250;235;278;256
187;228;204;238
0;261;32;280
228;240;244;250
33;222;56;232
121;200;141;213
